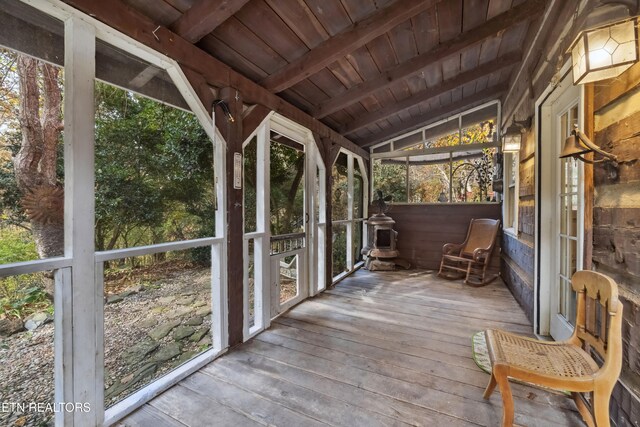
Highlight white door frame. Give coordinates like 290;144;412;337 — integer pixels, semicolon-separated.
243;113;325;339
535;62;585;337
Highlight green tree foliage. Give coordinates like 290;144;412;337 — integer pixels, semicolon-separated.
268;138;305;236
373;122;496;203
332;153;348;220
94;82;215;261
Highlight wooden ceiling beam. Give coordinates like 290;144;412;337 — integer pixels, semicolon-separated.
502;0;580;124
171;0;251;43
180;65;216;115
259;0;439;93
313;0;547;119
340;52;521;135
361;84;508;148
63;0;369;159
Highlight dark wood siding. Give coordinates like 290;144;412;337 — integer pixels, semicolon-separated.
500;128;535;323
593;61;640;425
374;203;501;271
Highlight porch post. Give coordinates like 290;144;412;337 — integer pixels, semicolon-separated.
216;87;244;346
62;17;101;425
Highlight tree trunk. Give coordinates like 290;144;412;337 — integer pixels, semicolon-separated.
14;55;64;294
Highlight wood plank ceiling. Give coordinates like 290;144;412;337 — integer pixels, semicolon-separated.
108;0;546;148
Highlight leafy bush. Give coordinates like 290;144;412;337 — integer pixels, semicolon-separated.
0;228;52;319
0;227;38;264
0;276;52;319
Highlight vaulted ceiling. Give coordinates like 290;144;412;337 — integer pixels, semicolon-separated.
69;0;549;148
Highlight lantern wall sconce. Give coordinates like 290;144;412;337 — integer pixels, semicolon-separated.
570;16;639;84
502;117;531;153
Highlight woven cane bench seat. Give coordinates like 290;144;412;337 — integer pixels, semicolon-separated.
485;329;599;379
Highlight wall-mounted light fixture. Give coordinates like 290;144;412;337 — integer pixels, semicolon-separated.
570;17;639;84
502;117;531;153
560;125;618;164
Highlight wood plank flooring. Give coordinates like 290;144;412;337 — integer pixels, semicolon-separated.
119;269;585;427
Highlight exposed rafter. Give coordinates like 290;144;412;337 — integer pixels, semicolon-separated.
313;0;546;119
340;52;521;135
502;0;580;123
171;0;251;43
259;0;439;93
63;0;369;159
361;84;508;148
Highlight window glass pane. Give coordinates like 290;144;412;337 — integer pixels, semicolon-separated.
0;5;62;425
394;131;423;151
461;104;497;146
95;40;187;110
332;153;348;220
353;161;364;219
269;132;305;235
372;159;407;203
372;144;390;154
246;238;256;328
353;220;363;265
450;149;495;202
509;154;517;187
507;187;516;228
103;247;213;408
0;270;56;426
94;42;215;251
1;36;65;263
423;118;459;147
332;223;347;278
408;162;449;203
244;136;257;233
315;166;321;223
279;254;299;305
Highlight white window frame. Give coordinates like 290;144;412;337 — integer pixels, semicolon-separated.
502;151;520;236
369;100;501;205
0;1;229;425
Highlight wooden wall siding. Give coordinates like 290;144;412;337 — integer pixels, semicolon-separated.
593;65;640;424
501;0;580;123
374;203;502;271
501;233;535;323
501;129;536;321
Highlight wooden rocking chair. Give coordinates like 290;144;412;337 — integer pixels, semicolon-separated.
437;218;500;286
483;270;623;427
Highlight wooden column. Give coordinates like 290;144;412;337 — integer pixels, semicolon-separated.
62;17;101;426
215;87;244;347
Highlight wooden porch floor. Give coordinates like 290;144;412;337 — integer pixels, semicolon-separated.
121;269;585;427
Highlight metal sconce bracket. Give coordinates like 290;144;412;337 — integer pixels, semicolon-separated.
212;99;235;123
560;125;619;179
